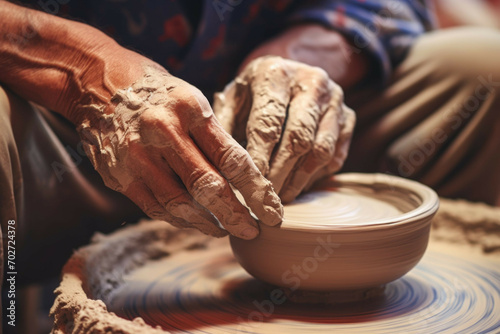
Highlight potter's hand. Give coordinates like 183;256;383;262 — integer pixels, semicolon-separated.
214;56;356;203
77;65;283;239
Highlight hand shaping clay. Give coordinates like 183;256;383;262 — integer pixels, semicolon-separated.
77;64;283;238
214;56;356;203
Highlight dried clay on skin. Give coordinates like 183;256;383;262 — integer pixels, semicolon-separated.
77;65;175;193
214;56;356;202
77;64;282;238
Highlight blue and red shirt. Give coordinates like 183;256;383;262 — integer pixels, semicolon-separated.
29;0;435;97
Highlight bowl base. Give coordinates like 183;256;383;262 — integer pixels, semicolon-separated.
284;285;386;304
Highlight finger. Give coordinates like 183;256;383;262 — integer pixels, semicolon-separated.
244;59;291;176
328;105;355;172
158;128;263;239
303;105;356;191
278;83;346;201
279;108;340;203
140;155;228;238
267;73;331;193
213;80;237;131
213;78;252;144
122;181;189;230
191;116;283;227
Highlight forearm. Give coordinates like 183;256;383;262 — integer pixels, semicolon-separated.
0;1;150;124
240;24;369;89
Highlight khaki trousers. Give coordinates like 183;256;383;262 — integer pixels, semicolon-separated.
0;27;499;294
344;27;500;205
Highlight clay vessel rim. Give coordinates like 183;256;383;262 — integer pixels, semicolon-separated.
270;173;439;233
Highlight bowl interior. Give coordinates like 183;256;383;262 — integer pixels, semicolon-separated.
279;173;439;231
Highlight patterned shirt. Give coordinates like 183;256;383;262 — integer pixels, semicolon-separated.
29;0;435;97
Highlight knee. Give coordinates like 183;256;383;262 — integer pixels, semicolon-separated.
0;86;16;159
0;86;21;220
411;27;500;86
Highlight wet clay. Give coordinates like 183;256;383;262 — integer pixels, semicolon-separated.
230;174;439;291
280;190;403;227
50;222;214;333
432;198;500;253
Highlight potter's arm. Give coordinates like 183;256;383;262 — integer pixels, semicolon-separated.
0;1;283;239
238;24;370;90
240;0;435;89
0;0;147;124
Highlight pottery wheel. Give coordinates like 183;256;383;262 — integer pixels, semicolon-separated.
107;238;500;334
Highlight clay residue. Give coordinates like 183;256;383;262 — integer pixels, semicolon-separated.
77;65;173;193
77;63;283;239
431;198;500;253
50;220;212;333
50;198;500;332
213;56;355;203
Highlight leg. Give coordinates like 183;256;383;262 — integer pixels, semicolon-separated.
344;27;500;205
0;86;19;328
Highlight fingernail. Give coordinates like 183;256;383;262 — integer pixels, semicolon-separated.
240;227;259;240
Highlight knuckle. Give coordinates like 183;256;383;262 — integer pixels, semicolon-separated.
311;66;330;83
159;192;186;213
288;127;314;155
167;86;213;120
296;66;329;91
142;201;167;220
339;107;356;140
250;57;289;78
260;56;284;69
140;109;162;126
248;115;284;144
139;112;178;145
313;136;337;162
218;145;251;181
189;170;226;202
328;81;345;104
250;126;281;144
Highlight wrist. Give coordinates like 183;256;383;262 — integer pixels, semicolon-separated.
62;43;156;127
241;24;369;89
0;2;161;126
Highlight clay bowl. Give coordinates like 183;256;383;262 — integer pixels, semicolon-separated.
230;173;439;298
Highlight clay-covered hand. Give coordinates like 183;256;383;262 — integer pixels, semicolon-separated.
77;65;283;239
214;56;356;203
